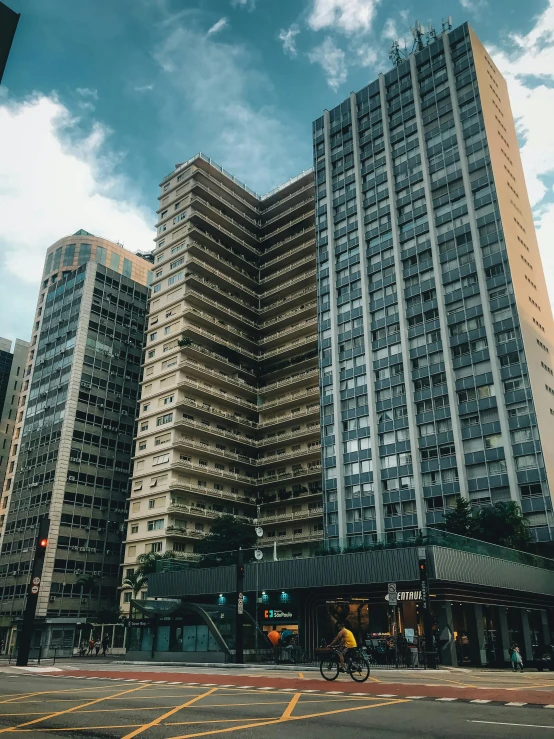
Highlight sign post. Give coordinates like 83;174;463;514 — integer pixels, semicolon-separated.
16;517;50;666
418;546;435;669
235;548;245;664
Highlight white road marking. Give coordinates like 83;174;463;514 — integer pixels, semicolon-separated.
436;697;457;701
505;702;528;706
469;720;554;729
471;699;492;704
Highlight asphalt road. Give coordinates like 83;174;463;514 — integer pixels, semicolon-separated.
1;673;554;739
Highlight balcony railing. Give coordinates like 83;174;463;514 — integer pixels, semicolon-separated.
259;507;323;524
260;333;317;360
260;270;317;299
187;260;258;299
184;307;257;344
186;288;258;329
260;226;315;257
178;358;257;394
261;369;319;392
261;531;323;544
262;239;315;271
175;435;257;464
259;423;320;446
166;526;207;538
261;196;314;230
172;459;257;485
182;323;259;361
258;465;322;484
259;405;320;427
260;301;317;330
259;318;317;347
178;376;257;411
175;417;257;446
179;397;258;427
169;480;256;505
259;444;321;464
168;503;253;522
258;386;319;410
188;237;257;283
185;342;256;377
191;199;260;250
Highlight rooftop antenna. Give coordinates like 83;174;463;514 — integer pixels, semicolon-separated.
389;39;403;67
442;16;453;33
411;20;426;52
427;21;437;43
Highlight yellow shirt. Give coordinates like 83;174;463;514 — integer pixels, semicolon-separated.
342;628;357;649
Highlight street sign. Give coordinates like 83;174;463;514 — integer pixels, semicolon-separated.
32;577;40;586
255;526;263;537
388;592;398;606
237;593;244;615
388;582;397;594
254;549;263;560
31;585;39;595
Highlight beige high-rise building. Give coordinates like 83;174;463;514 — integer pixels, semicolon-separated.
122;156;321;606
0;337;29;497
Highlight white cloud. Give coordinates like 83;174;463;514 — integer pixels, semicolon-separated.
307;0;381;34
459;0;487;12
76;87;99;101
134;83;154;93
382;18;398;40
231;0;255;9
486;1;554;309
153;24;306;193
279;24;300;58
308;36;347;91
0;93;153;339
207;17;228;36
75;87;99;112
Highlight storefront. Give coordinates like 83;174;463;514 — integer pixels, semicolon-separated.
144;540;554;667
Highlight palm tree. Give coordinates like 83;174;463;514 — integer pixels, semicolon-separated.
122;571;148;598
76;574;97;594
135;550;176;578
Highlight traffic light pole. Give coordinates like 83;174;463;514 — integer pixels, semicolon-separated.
235;548;244;664
16;517;50;667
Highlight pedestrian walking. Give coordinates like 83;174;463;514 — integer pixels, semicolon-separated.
88;638;95;655
101;635;109;657
511;645;524;672
95;642;101;656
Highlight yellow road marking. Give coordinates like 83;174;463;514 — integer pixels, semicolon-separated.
0;684;150;735
0;684;128;705
120;687;219;739
368;675;381;683
298;672;304;679
167;698;409;739
10;726;143;733
280;693;301;720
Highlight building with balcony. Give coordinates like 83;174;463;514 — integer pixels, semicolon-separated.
0;337;29;494
314;21;554;549
0;232;151;654
122;156;320;607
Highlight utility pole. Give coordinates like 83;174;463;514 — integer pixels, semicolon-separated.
16;517;50;666
235;548;244;664
418;546;435;669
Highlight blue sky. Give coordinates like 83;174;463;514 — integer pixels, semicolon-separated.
1;0;554;343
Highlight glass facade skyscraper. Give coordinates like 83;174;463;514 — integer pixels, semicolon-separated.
314;22;554;548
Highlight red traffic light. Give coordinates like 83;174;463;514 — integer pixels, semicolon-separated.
39;538;48;548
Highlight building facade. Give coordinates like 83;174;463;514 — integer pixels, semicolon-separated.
0;232;151;655
122;155;320;609
314;22;554;548
0;337;29;495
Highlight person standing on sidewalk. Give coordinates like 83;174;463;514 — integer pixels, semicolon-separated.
511;645;524;672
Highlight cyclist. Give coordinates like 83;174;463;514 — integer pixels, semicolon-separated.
329;619;357;672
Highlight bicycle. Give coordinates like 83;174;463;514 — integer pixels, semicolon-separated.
319;645;370;682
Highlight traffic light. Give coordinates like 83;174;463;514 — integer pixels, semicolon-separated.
39;537;48;551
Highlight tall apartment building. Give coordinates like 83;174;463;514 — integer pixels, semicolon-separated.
0;337;29;495
314;21;554;548
0;232;151;654
122;155;321;606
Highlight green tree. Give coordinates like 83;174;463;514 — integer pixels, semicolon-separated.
476;501;531;549
441;498;479;537
135;550;177;578
196;514;256;567
122;571;148;598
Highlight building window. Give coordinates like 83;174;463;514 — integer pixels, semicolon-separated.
150;541;163;552
157;413;173;426
147;519;164;531
131;525;138;534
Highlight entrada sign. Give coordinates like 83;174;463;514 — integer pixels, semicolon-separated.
385;590;422;602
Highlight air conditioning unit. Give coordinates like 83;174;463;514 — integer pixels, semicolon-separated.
75;569;82;574
122;410;128;416
98;404;104;409
85;526;90;531
81;598;88;603
70;457;80;462
29;483;38;488
70;546;78;551
68;476;76;481
49;596;56;602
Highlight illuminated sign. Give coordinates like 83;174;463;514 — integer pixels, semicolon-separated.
385;591;421;602
262;609;293;620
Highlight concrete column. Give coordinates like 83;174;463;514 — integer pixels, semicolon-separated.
520;610;534;663
437;603;457;666
540;609;551;646
497;607;510;663
465;603;485;665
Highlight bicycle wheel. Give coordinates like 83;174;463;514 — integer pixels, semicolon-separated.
349;654;370;682
320;655;340;681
